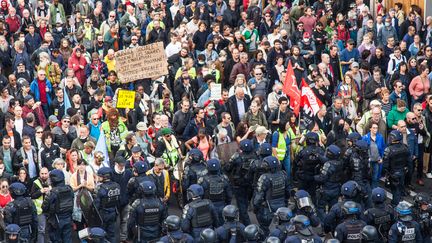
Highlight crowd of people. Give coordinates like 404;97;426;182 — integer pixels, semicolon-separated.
0;0;432;242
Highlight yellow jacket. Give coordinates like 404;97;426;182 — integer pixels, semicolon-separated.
146;168;170;199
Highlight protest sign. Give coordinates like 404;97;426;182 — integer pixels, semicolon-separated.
115;42;168;83
116;90;136;108
210;83;222;100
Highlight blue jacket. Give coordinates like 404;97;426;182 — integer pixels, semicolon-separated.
405;128;419;159
30;78;53;105
24;33;42;55
362;132;386;158
389;90;408;108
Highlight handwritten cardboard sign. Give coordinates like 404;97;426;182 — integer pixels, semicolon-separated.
116;90;136;108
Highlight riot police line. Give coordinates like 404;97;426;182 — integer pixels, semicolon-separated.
1;131;432;243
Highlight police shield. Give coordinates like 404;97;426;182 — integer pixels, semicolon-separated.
79;189;103;227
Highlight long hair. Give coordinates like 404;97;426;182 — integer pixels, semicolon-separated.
106;107;119;128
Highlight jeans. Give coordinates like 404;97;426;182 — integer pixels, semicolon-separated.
282;155;291;182
41;103;49;118
417;144;425;179
370;161;380;189
48;216;72;243
405;157;414;186
37;214;46;243
233;187;251;226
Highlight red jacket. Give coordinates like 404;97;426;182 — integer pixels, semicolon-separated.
5;15;20;33
68;48;88;86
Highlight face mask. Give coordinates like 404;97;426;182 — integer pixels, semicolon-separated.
385;22;390;27
304;38;310;42
208;110;215;116
277;90;282;95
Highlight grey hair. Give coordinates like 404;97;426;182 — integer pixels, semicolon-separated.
155;158;165;166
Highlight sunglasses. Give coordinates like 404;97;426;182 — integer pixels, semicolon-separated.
92;118;99;120
36;131;43;134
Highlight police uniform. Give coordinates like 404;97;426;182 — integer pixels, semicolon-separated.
127;161;155;205
94;167;121;243
382;130;410;206
215;205;246;243
127;181;167;242
324;181;364;234
269;207;294;241
159;215;194;243
295;132;325;200
252;156;290;235
292;190;321;228
364;187;395;241
284;215;322;243
314;145;343;221
198;159;232;227
348;140;372;209
4;224;21;243
389;202;423;243
223;139;256;226
182;149;208;191
42;169;74;243
412;193;432;242
181;184;218;240
4;183;38;242
249;143;273;191
334;201;367;243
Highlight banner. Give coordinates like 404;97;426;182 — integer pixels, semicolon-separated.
116;90;136;108
114;42;168;83
300;79;323;128
282;60;301;116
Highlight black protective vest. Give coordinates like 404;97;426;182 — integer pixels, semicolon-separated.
189;199;212;228
232;154;255;185
190;164;208;185
100;182;120;208
329;160;343;183
299;146;322;175
350;152;369;183
207;175;225;202
138;198;160;226
54;186;73;214
388;144;410;171
344;220;364;243
13;198;33;226
368;207;392;235
267;172;285;200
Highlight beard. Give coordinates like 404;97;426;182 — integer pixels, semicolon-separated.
0;43;8;52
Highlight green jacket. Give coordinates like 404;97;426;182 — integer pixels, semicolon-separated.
49;3;66;27
387;106;408;129
101;119;129;152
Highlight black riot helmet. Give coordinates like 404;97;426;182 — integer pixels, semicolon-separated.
164;215;181;231
223;205;239;222
361;225;379;242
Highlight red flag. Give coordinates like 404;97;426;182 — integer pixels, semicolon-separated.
300;79;323;116
282;60;301;116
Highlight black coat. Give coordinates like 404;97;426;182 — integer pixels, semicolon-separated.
226;95;251;126
0;129;22;150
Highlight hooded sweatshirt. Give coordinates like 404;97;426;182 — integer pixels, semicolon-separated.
67;47;88;86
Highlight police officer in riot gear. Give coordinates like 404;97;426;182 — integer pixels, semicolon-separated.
215;205;246;243
292;190;321;227
363;187;395;241
315;144;343;221
127;160;154;205
4;224;21;243
265;236;281;243
199;228;218;243
224;139;256;225
79;227;108;243
342;132;362;167
295;132;325;200
94;167;121;243
269;207;294;241
4;182;38;242
159;215;194;243
348;140;372;209
324;180;364;234
389;202;423;242
383;130;410;206
249;143;273;192
412;193;432;242
253;156;290;235
182;149;208;191
243;224;264;243
335;201;367;243
285;215;322;242
198;159;232;226
181;184;218;240
42;169;74;243
128;181;167;242
361;225;379;243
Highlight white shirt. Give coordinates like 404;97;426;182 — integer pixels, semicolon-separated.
14;118;24;138
236;98;245;120
165;42;182;58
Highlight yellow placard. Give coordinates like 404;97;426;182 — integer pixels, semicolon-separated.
116;90;136;109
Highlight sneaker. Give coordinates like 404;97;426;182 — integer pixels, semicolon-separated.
426;173;432;179
417;179;425;186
